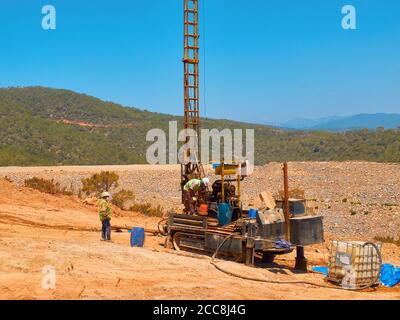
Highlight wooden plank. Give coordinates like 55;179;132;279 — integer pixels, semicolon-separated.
173;214;205;221
173;218;203;226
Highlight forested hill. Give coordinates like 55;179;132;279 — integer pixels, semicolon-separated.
0;86;399;166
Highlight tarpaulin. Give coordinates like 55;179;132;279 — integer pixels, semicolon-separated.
380;264;400;288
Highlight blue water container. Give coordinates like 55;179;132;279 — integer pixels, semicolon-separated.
218;203;233;226
130;227;145;247
248;209;258;219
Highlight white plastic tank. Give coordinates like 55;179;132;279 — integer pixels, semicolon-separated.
328;241;382;288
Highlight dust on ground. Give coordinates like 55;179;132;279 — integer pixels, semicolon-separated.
0;169;399;300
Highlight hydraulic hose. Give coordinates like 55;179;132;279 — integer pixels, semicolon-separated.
350;242;382;290
210;235;383;291
157;218;169;236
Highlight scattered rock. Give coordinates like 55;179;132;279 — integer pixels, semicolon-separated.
1;161;399;239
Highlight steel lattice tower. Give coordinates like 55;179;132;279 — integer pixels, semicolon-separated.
183;0;200;138
181;0;204;195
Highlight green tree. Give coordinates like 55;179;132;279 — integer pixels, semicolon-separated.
112;189;135;210
81;171;119;195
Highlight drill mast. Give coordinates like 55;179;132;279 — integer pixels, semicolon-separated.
182;0;204;186
184;0;200;137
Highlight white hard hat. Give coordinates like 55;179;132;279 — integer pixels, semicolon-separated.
202;177;210;186
101;191;111;198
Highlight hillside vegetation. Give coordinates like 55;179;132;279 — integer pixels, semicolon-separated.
0;86;399;166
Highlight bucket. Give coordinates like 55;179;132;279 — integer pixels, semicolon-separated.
218;203;233;226
198;204;209;216
248;209;258;219
130;227;145;247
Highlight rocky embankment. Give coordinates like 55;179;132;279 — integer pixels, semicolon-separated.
0;162;399;239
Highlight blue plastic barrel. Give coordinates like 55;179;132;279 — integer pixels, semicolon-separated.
218;203;233;226
130;227;145;247
248;209;258;219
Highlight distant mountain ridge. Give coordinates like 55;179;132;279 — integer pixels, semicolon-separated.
281;113;400;131
0;86;400;166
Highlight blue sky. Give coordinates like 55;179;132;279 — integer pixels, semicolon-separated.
0;0;399;123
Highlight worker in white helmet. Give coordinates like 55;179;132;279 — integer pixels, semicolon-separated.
183;177;209;215
98;191;112;241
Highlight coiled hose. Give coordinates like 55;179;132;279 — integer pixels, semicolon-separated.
157;218;169;236
210;234;383;291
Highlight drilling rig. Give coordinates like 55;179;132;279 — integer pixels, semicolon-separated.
163;0;324;269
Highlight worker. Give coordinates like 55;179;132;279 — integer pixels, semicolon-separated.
99;191;112;241
183;177;209;215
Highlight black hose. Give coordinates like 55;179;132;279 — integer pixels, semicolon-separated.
348;242;382;290
210;235;383;291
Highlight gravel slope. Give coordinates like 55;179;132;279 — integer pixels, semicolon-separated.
0;162;399;239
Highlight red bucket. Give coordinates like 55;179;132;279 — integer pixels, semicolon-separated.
198;204;209;216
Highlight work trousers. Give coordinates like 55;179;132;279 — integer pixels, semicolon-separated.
102;219;111;241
